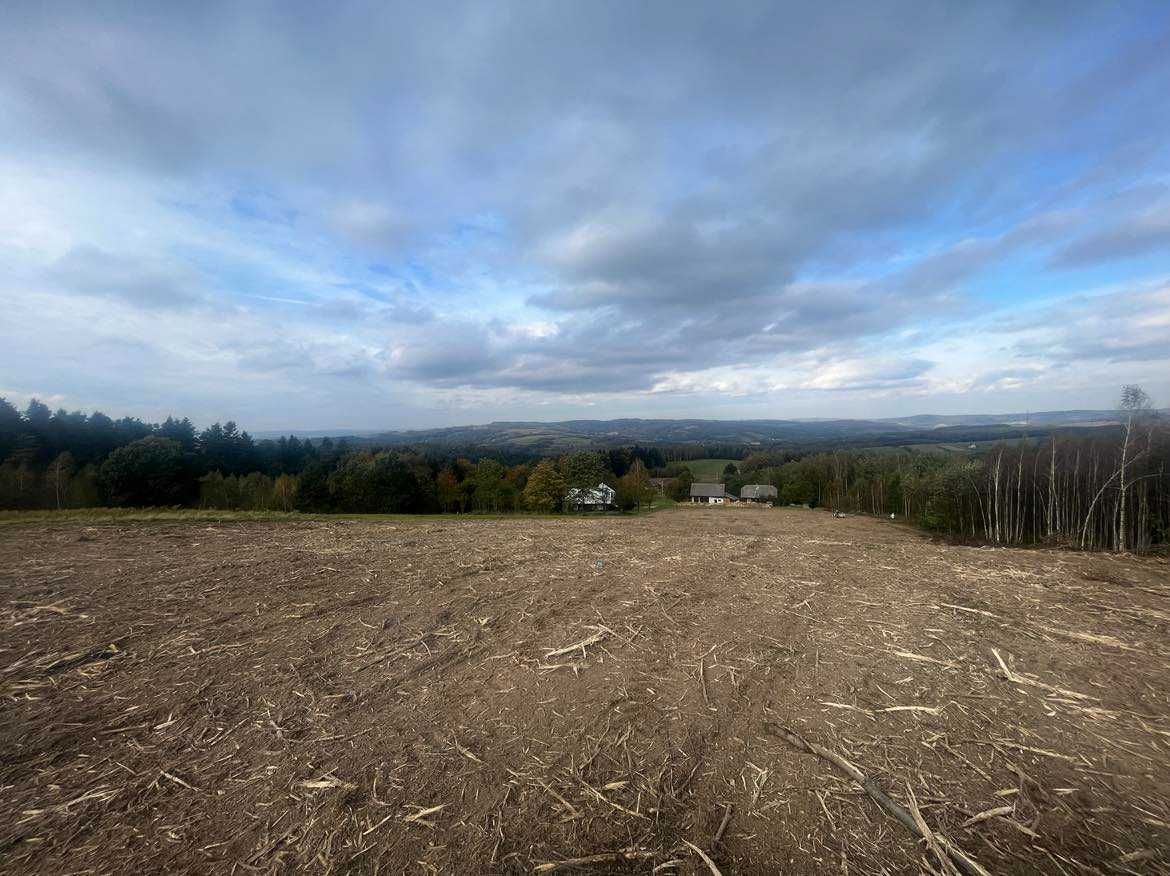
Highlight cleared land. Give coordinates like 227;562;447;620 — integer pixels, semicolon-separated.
1;508;1168;874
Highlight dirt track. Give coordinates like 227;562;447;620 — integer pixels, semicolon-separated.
2;507;1169;874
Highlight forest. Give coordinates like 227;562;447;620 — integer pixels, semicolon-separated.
1;387;1165;552
0;397;662;515
725;386;1167;553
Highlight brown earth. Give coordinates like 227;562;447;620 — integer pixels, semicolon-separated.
1;507;1169;874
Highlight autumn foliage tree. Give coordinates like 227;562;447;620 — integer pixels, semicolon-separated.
523;461;566;512
436;466;462;511
616;459;653;511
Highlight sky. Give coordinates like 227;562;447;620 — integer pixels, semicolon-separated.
1;2;1169;431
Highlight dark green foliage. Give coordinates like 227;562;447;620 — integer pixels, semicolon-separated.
24;399;51;428
198;471;287;510
615;460;652;511
0;397;22;462
561;450;608;488
330;451;425;513
198;421;257;475
779;480;810;506
721;462;746;497
295;462;332;512
3;393;1164;549
99;437;194;506
469;459;508;511
158;416;197;450
668;468;694;501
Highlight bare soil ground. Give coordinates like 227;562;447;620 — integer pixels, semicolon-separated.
1;507;1169;874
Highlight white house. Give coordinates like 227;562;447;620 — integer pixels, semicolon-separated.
565;482;616;511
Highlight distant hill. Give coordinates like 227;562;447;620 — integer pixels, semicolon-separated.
251;428;380;440
257;410;1136;456
878;410;1125;429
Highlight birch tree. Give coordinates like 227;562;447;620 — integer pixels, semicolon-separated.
1117;385;1152;551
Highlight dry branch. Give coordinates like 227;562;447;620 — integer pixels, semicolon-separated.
766;724;990;876
682;839;724;876
990;649;1095;701
960;805;1013;828
544;625;613;659
713;802;734;846
534;847;656;872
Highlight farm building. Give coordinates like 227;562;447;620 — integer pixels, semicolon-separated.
740;484;778;502
565;483;616;511
689;482;726;504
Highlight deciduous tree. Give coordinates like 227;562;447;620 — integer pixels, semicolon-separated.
46;451;74;510
561;451;608;489
523;460;566;512
436;466;462;511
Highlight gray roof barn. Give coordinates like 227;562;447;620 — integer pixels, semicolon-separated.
740;484;778;500
690;482;726;498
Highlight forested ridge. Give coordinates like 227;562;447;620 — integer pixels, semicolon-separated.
1;387;1165;552
0;397;664;515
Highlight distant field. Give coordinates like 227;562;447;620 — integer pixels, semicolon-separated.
681;457;739;480
861;436;1037;456
647;492;676;511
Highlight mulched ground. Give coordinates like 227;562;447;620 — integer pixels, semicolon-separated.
1;507;1168;874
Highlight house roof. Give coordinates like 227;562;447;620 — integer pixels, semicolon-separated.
566;483;616;503
740;484;778;499
689;482;725;498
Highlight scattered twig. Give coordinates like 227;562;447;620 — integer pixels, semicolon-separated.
682;839;723;876
990;649;1095;702
713;802;734;846
534;848;657;872
545;625;613;659
766;724;990;876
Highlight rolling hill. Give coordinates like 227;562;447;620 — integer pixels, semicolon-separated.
252;410;1144;456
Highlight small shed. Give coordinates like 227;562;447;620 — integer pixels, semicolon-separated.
689;482;726;504
740;484;778;503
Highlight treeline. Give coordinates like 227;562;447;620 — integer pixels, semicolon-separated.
3;389;1165;551
659;444;754;463
719;388;1166;553
0;397;660;514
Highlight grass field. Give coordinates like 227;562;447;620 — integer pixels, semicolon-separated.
0;508;555;527
860;436;1037;456
0;501;676;527
680;457;739;480
2;507;1167;873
